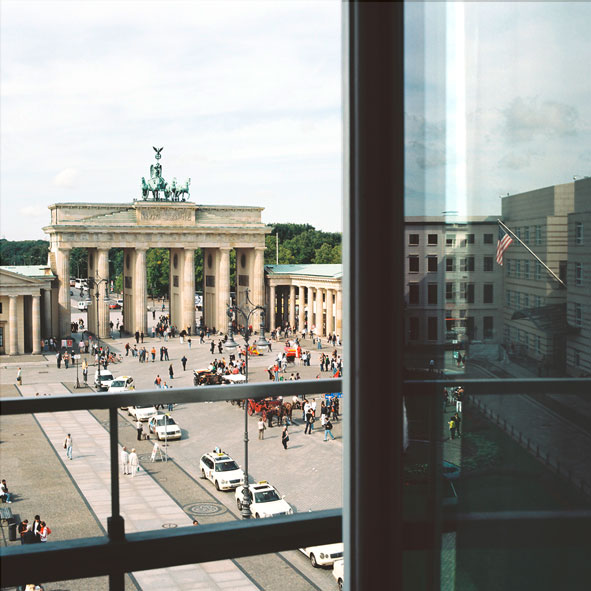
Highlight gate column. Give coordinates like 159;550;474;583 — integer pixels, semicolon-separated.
32;295;41;354
253;247;265;310
335;288;342;336
56;247;71;339
97;248;110;338
182;248;195;334
326;288;334;336
217;247;231;334
134;248;147;336
268;285;276;332
42;288;52;339
289;285;296;330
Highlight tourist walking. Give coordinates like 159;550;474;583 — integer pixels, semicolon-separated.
181;355;187;371
448;416;457;440
120;446;130;475
169;364;174;380
453;412;462;437
281;426;289;450
63;433;73;460
258;417;266;440
304;408;314;434
129;449;139;477
0;479;12;503
16;367;22;386
323;417;335;441
39;521;52;542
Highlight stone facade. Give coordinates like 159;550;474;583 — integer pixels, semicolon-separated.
265;265;342;337
44;201;270;338
0;266;56;355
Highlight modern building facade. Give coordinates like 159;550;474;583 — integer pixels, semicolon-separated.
265;264;342;336
404;217;503;347
501;178;591;374
0;265;56;355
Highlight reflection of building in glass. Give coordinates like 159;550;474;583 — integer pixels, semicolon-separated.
502;177;591;375
404;217;503;346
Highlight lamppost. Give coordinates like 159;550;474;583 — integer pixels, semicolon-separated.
223;289;270;519
92;277;110;387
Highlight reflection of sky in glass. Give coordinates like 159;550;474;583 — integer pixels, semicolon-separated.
405;2;591;217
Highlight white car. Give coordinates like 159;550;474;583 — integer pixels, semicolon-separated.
129;405;157;421
333;559;344;590
94;369;114;390
108;376;135;393
200;450;244;491
149;414;182;441
77;300;90;311
117;298;124;308
235;481;293;518
299;543;344;568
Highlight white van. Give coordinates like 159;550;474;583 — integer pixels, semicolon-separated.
333;559;344;590
94;369;114;390
77;300;90;311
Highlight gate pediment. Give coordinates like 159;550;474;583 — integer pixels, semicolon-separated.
136;203;197;226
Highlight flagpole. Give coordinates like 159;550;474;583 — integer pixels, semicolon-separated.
497;219;566;288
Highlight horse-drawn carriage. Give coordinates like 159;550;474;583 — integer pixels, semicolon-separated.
193;369;223;386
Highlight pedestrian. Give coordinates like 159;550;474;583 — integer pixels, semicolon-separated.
210;341;215;354
18;520;29;544
39;521;52;542
151;347;156;362
188;338;192;350
154;375;162;388
258;417;266;440
192;519;200;526
140;332;144;343
304;408;314;434
150;440;160;462
16;367;22;386
63;433;73;460
136;419;143;441
456;386;464;413
0;479;12;503
120;446;130;475
181;355;187;371
56;352;62;369
129;448;139;477
125;342;130;356
169;364;174;380
135;331;140;344
448;416;456;440
281;426;289;450
453;412;462;437
32;515;42;542
64;353;69;369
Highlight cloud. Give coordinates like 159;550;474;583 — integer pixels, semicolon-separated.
498;152;532;170
19;205;47;217
53;168;79;188
502;97;579;143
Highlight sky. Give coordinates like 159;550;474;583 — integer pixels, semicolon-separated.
1;2;590;241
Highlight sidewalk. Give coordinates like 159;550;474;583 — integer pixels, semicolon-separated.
17;383;259;591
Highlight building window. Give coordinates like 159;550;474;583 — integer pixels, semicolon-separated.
575;262;583;286
535;225;542;245
575;222;584;245
560;261;567;284
523;227;530;243
535;295;542;308
409;234;419;246
536;335;542;354
574;303;582;327
0;326;3;347
446;234;456;247
408;283;419;305
427;234;438;245
0;302;2;313
483;284;493;304
483;233;493;244
483;256;493;272
506;259;512;277
535;261;542;280
466;316;475;340
516;227;521;239
574;351;581;367
409;256;419;273
483;316;493;339
523;294;529;308
238;275;249;287
524;260;530;279
427;317;438;341
506;290;512;307
467;233;475;244
446;257;455;272
445;282;454;301
445;311;454;332
427;256;438;272
428;283;438;305
461;256;474;272
515;260;521;278
124;276;132;289
461;283;474;303
409;317;419;340
205;275;215;287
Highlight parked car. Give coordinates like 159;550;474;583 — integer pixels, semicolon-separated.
148;414;182;441
109;301;120;309
200;450;244;490
235;481;293;518
108;376;135;393
128;405;157;422
94;369;114;390
333;559;344;590
117;298;124;308
77;300;90;311
299;543;344;568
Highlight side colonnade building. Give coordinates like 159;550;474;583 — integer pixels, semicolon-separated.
265;264;343;337
43;201;269;340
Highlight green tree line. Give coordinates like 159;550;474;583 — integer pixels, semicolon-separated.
0;224;341;298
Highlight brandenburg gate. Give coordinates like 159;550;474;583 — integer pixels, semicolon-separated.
43;148;269;339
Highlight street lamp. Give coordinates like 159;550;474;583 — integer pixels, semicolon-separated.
223;289;270;519
91;276;110;387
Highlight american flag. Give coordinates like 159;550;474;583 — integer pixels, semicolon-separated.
496;225;513;266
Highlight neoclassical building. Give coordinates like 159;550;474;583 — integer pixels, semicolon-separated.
43;201;270;339
265;264;342;336
0;266;56;355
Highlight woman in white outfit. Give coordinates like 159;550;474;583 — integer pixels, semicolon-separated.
129;448;139;477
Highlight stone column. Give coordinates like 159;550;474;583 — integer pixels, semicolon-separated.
183;248;195;333
289;285;296;329
318;288;325;336
97;248;110;338
335;289;342;335
134;248;147;335
9;295;18;355
309;287;316;332
269;285;276;331
217;247;231;333
32;294;41;354
42;288;52;338
56;247;71;338
252;246;265;311
326;288;334;336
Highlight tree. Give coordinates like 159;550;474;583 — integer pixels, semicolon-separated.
146;248;170;299
0;239;49;266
